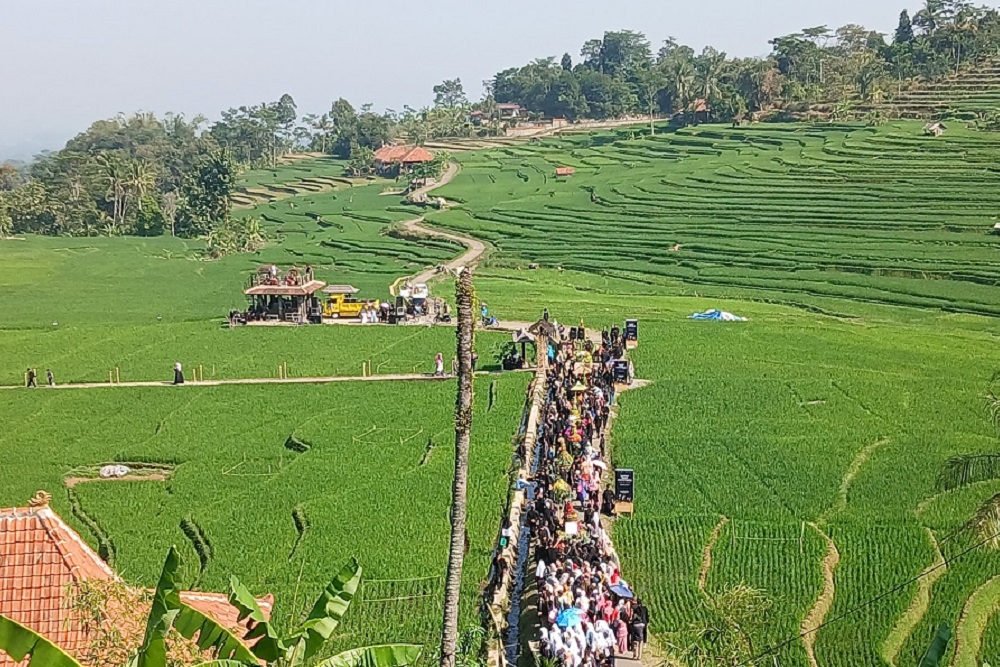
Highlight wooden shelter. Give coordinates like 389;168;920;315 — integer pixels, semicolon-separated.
373;145;435;176
555;167;575;177
245;279;326;324
923;121;947;137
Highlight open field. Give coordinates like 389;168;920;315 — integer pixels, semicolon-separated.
0;374;529;657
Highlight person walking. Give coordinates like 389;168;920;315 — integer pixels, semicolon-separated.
25;368;36;388
173;362;184;385
434;353;444;377
543;307;550;322
46;369;55;387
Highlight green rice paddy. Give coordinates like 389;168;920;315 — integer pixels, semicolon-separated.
4;119;1000;665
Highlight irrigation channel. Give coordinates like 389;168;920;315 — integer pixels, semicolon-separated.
490;326;645;667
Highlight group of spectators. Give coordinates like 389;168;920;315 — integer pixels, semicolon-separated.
527;327;649;667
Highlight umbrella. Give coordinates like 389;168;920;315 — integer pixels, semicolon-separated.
556;608;584;628
610;584;634;599
571;381;588;393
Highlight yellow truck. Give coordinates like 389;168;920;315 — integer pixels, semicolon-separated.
322;285;365;318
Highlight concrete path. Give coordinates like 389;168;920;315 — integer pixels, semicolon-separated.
2;368;534;391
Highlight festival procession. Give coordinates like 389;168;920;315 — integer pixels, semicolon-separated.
510;321;648;667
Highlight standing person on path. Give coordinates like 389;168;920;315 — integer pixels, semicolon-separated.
25;368;36;388
434;352;445;377
173;362;184;385
630;598;649;660
543;307;550;322
46;369;55;387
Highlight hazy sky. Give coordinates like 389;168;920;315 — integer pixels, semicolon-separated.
0;0;979;158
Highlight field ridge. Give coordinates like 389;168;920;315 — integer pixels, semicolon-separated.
881;527;947;667
952;574;1000;667
801;523;840;667
697;515;729;595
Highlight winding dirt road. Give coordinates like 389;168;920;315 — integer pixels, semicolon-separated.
390;162;489;295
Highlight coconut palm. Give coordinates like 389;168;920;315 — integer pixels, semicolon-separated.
439;268;475;667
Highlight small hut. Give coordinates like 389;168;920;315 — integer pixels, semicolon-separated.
511;329;536;368
245;279;326;324
555;167;575;177
923;122;947;137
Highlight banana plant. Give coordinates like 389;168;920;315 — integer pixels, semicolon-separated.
128;546;258;667
228;558;421;667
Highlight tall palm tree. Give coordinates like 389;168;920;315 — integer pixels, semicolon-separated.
439;268;475;667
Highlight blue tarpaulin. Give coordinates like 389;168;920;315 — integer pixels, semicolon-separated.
688;309;747;322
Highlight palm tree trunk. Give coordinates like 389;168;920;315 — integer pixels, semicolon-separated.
439;268;475;667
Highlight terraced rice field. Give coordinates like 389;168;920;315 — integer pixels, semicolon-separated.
0;374;529;657
432;121;1000;318
881;60;1000;118
233;156;386;208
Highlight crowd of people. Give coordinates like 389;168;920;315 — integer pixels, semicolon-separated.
525;326;648;667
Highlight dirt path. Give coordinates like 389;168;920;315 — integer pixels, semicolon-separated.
801;523;840;667
952;575;1000;667
819;438;890;524
881;528;947;667
390;162;490;296
64;473;169;488
698;516;730;595
2;373;455;391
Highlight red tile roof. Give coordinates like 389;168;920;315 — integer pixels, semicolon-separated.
373;145;435;164
0;492;271;667
555;167;575;176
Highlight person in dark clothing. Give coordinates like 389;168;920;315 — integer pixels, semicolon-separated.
630;599;649;659
46;369;55;387
543;307;550;322
173;362;184;385
602;488;616;516
25;368;36;388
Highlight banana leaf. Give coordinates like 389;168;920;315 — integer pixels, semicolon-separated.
314;644;422;667
132;546;257;667
229;575;286;661
190;662;253;667
295;558;362;661
0;614;84;667
129;546;184;667
918;622;951;667
174;602;257;663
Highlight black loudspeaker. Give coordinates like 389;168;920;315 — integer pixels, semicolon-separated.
612;359;629;383
624;319;638;341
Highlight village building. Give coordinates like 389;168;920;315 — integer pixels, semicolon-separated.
0;491;273;667
497;103;527;121
372;145;435;176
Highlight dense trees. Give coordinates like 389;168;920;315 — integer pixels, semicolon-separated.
490;3;1000;121
0;113;233;239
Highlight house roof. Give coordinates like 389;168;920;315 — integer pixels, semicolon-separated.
497;103;522;110
692;98;710;113
555;167;575;176
322;285;360;295
0;491;272;667
373;145;435;164
244;279;326;297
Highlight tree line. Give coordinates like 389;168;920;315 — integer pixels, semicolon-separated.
3;0;1000;241
491;0;1000;123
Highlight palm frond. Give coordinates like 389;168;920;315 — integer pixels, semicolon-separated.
965;493;1000;548
936;453;1000;491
